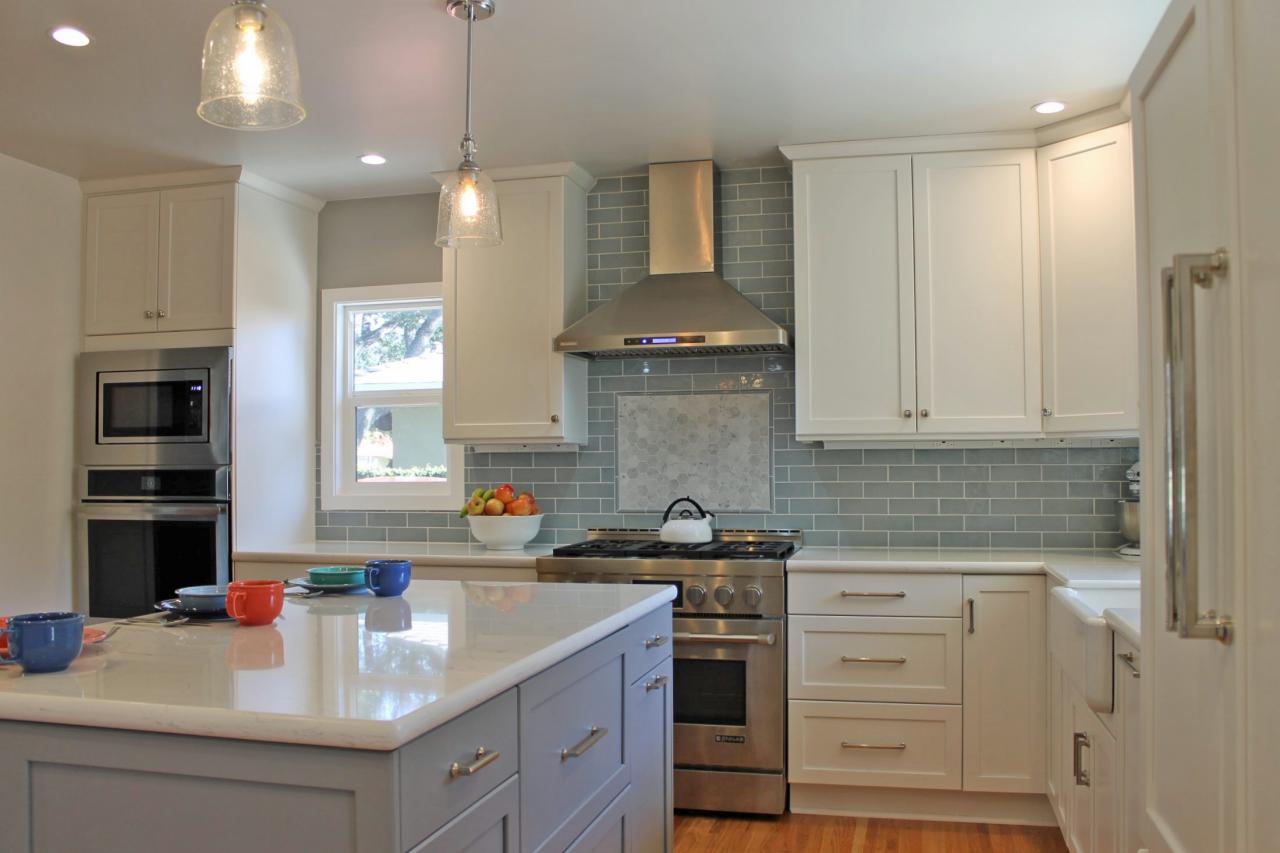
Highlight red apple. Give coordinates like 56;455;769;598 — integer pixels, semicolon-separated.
495;484;516;504
483;498;505;516
518;491;535;504
507;498;532;516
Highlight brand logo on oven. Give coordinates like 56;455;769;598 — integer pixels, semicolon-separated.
714;734;746;744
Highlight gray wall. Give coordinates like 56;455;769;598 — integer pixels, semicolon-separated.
316;170;1138;549
318;193;442;290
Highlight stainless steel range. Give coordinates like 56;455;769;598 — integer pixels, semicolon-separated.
536;528;800;815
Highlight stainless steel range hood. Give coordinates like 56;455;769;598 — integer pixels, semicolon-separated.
554;160;792;359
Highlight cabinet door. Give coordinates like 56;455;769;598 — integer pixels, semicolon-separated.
413;775;519;853
84;191;160;335
158;184;236;332
912;150;1042;434
1047;653;1069;831
565;788;628;853
962;575;1046;793
793;156;916;438
1115;640;1144;853
443;177;585;444
1037;124;1139;433
626;660;672;853
1068;693;1095;853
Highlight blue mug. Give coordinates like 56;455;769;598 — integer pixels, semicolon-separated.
0;612;85;673
365;560;411;597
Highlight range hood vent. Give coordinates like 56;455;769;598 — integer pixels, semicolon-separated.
554;160;792;360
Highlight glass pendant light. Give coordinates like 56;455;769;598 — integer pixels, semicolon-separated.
436;0;502;248
198;0;305;131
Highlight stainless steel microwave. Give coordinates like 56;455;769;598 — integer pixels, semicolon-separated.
77;347;231;467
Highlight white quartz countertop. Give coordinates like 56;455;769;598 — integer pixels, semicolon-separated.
234;541;552;568
0;580;673;750
788;547;1141;589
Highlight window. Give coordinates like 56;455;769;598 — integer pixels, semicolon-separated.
321;283;464;510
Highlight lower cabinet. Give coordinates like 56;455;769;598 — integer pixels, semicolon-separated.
626;659;674;853
413;775;521;853
565;787;630;853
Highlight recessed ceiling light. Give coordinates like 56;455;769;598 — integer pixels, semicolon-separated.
359;153;387;166
1033;100;1066;115
50;26;91;47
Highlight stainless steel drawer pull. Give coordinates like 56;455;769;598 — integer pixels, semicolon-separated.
645;675;669;692
561;726;608;761
841;741;907;750
840;656;907;664
1117;651;1140;678
839;590;906;598
1072;731;1090;786
449;747;500;778
673;632;776;646
643;634;669;649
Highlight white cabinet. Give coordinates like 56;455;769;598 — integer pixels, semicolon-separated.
912;150;1042;434
961;574;1046;793
1037;124;1138;433
1114;639;1143;853
84;185;236;335
442;168;590;446
792;148;1042;440
1065;687;1119;853
794;155;916;437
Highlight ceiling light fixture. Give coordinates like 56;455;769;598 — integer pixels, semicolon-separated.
435;0;502;249
50;26;91;47
1033;100;1067;115
360;153;387;166
198;0;305;131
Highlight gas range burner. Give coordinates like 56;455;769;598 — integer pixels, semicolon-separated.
550;536;797;561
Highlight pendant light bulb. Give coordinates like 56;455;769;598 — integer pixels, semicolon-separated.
435;0;502;248
198;0;305;131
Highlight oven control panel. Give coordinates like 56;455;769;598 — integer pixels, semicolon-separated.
675;576;784;618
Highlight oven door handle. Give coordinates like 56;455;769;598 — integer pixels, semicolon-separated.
77;503;228;521
673;631;776;646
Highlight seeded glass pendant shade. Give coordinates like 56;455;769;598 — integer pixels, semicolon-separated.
435;0;502;248
198;0;305;131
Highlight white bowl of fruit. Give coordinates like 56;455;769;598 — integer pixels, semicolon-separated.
461;484;543;550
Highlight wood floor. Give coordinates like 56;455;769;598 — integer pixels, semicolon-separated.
673;812;1069;853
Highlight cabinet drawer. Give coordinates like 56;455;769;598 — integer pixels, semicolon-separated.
788;615;962;703
520;635;628;853
623;605;673;685
400;689;519;848
410;774;519;852
565;786;628;853
789;573;961;616
788;699;962;789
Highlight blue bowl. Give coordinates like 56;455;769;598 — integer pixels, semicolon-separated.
176;585;229;613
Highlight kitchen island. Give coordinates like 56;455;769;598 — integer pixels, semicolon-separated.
0;580;675;852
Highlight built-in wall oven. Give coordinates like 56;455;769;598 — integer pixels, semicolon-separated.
76;348;232;616
536;529;798;815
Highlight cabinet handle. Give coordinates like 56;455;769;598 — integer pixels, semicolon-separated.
841;741;906;750
673;631;775;646
1117;651;1140;678
645;675;669;692
903;409;913;418
550;414;560;424
1072;731;1090;786
1042;407;1053;417
561;726;607;761
157;309;167;319
449;746;500;778
967;597;976;633
919;409;929;418
643;634;668;649
144;310;155;319
1162;251;1233;644
840;656;906;664
839;590;906;598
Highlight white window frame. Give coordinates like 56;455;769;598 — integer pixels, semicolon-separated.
320;283;464;511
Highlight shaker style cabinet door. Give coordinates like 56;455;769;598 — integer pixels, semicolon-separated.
157;184;236;332
912;150;1042;435
84;191;161;335
793;155;917;439
411;775;520;853
1037;124;1139;434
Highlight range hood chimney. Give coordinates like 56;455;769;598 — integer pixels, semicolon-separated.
554;160;792;359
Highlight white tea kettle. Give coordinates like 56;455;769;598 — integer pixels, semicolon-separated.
659;497;716;544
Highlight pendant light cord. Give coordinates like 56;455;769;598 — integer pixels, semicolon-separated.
462;3;476;160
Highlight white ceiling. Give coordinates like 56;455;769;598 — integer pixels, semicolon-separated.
1;1;1167;201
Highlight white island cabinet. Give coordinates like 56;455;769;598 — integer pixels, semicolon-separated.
0;581;675;853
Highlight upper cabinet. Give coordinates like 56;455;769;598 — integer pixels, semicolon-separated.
1037;124;1139;433
85;184;235;335
441;165;591;446
787;127;1138;442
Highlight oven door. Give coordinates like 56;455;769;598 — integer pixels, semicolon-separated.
75;503;230;617
672;616;785;773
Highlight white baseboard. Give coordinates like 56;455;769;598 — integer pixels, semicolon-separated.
789;784;1059;827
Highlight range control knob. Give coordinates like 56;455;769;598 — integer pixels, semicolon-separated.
714;585;735;607
686;585;707;607
744;585;764;608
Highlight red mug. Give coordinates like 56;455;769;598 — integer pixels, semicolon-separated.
225;580;284;627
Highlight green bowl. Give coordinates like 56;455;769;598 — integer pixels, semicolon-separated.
307;566;367;586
